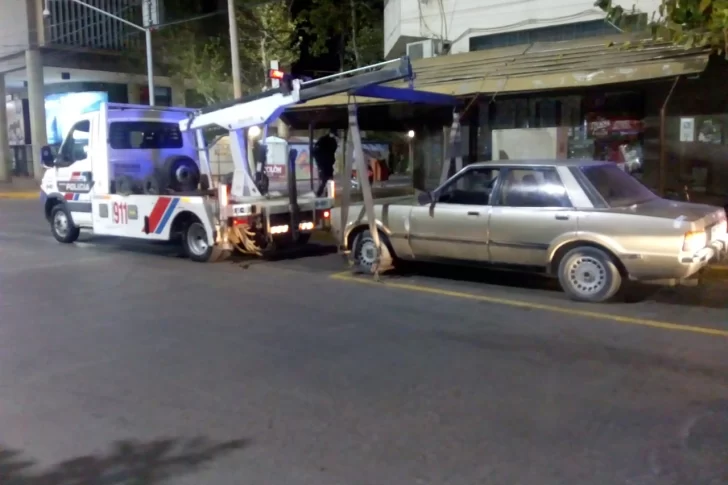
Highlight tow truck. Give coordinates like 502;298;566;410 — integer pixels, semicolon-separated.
38;57;436;262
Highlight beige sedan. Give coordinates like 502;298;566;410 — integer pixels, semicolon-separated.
331;160;728;303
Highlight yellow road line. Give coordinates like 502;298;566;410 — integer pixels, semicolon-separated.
705;265;728;273
0;192;39;200
330;271;728;337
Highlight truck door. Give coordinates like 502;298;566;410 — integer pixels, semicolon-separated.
54;119;94;227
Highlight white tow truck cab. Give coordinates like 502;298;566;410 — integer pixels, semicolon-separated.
39;57;415;262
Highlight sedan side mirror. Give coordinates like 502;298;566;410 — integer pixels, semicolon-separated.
416;190;432;206
40;145;55;167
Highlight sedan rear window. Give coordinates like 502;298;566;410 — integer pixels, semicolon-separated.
580;163;657;207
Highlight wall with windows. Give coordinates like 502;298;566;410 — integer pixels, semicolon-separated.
384;0;660;57
640;59;728;199
45;0;142;51
469;20;618;51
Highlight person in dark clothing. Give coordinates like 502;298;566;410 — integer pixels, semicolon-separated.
314;129;338;196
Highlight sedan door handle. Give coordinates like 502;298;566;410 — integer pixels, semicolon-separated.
467;211;480;216
555;214;570;220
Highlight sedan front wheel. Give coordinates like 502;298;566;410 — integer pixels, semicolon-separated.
352;229;394;274
557;246;622;303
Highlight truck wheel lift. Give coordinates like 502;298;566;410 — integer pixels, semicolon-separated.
179;56;459;262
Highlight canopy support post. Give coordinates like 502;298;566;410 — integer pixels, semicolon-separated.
440;110;463;184
347;98;382;280
308;121;315;191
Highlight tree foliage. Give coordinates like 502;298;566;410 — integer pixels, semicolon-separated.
158;25;232;104
304;0;384;70
237;0;301;90
157;0;301;104
596;0;728;55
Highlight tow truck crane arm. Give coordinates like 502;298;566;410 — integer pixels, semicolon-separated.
179;57;415;133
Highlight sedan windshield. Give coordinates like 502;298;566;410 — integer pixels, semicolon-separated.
580;163;658;208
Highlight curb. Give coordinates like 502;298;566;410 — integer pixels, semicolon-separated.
0;192;40;200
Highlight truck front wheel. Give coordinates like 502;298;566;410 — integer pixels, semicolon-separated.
50;205;81;244
182;220;230;262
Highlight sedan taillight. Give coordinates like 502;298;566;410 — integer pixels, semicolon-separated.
683;230;707;253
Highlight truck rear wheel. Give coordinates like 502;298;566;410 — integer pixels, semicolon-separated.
50;205;80;244
182;220;230;262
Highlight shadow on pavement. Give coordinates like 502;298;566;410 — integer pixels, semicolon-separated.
79;235;337;264
634;281;728;310
0;436;248;484
384;262;728;310
386;262;562;292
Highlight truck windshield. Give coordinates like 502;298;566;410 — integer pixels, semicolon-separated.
580;163;658;208
109;121;183;149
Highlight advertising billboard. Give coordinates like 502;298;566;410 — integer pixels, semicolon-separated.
45;91;108;145
6;98;27;145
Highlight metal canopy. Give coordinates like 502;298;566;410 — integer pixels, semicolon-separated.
349;84;456;105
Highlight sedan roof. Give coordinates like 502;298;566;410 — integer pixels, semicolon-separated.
470;159;608;168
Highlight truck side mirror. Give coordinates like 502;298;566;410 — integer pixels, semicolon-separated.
40;145;55;167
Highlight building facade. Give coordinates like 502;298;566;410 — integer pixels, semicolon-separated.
0;0;185;180
377;0;727;200
384;0;661;57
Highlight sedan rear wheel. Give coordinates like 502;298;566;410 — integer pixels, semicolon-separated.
557;246;622;303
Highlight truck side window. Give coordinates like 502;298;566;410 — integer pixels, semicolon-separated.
109;122;183;149
57;120;91;166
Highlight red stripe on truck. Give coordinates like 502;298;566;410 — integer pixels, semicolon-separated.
148;197;172;233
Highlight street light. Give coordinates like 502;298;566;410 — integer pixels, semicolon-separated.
407;130;415;138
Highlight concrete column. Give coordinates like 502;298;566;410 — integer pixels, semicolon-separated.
127;83;141;104
0;74;10;182
26;48;47;180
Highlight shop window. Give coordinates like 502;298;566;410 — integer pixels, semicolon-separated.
561;96;582;127
494;98;528;129
528;99;558;127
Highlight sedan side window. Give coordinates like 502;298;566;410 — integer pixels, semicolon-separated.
437;168;500;205
497;167;571;208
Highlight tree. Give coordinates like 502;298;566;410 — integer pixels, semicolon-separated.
236;0;301;91
596;0;728;55
303;0;384;70
158;24;232;104
345;14;385;68
154;0;301;104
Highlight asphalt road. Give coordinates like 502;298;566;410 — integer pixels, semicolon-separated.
1;200;727;485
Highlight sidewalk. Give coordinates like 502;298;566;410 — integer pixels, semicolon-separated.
0;177;40;199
